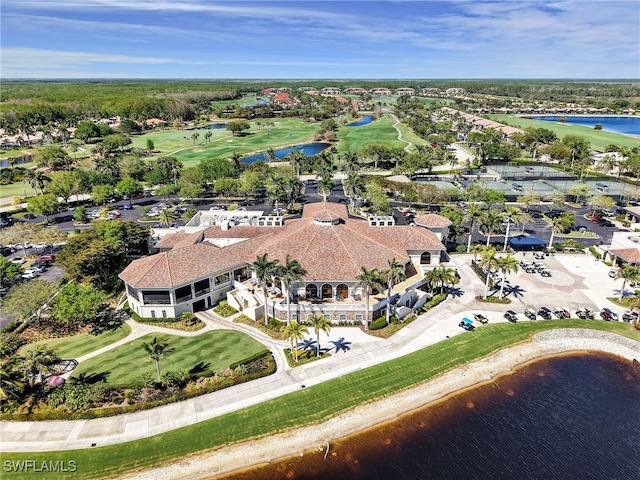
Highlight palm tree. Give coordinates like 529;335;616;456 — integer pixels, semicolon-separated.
252;253;280;324
438;266;459;294
190;132;200;145
317;176;334;202
423;267;444;295
502;206;527;251
547;216;567;249
266;175;287;213
286;150;305;177
158;209;177;227
276;255;307;325
204;130;212;144
265;148;277;163
495;255;519;299
479;209;504;246
464;204;485;252
283;321;309;362
0;359;24;401
20;346;60;390
140;336;174;382
182;208;197;223
479;247;498;300
356;266;383;329
340;151;361;175
309;315;332;356
617;265;640;300
381;258;406;324
342;173;365;209
25;170;49;195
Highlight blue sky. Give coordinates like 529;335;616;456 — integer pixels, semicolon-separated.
1;0;639;79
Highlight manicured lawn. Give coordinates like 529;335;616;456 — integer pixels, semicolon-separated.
7;320;638;480
19;324;132;359
209;94;261;109
130;118;319;168
489;114;640;151
0;180;38;200
336;114;421;152
72;331;268;386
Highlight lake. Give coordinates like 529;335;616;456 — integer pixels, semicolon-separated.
526;115;640;136
208;123;227;130
242;143;331;163
217;353;640;480
346;115;375;127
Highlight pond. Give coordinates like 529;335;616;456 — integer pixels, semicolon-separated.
208;123;227;130
525;115;640;136
346;115;375;127
242;143;331;164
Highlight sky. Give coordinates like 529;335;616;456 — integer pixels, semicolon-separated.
1;0;639;79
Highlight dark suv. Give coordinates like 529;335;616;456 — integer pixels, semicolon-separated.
537;307;553;319
504;310;518;322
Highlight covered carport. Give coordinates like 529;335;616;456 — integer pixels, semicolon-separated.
509;235;547;251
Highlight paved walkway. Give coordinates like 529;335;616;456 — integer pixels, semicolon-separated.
0;254;626;453
390;114;413;152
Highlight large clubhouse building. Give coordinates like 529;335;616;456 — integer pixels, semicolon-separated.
119;202;451;324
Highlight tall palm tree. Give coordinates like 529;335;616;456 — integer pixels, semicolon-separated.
266;175;287;213
381;258;406;324
0;359;24;401
265;148;277;163
140;336;174;382
276;255;307;325
617;265;640;300
340;151;361;175
438;266;459;294
25;170;49;195
502;206;527;251
479;209;504;246
495;255;519;299
547;216;567;249
282;176;304;209
317;176;334;202
423;267;444;295
190;132;200;145
309;315;332;356
342;173;365;209
286;150;305;177
252;253;280;324
479;247;498;300
204;130;212;144
464;204;485;252
20;346;60;390
356;266;383;329
283;321;309;362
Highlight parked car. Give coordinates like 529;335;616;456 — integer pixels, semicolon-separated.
554;307;571;319
473;313;489;324
504;310;518;322
25;265;46;275
10;257;27;264
600;308;618;321
540;268;552;277
576;308;595;319
530;211;543;219
537;306;553;319
597;219;614;227
524;308;537;320
35;254;55;264
534;252;545;259
622;310;638;322
608;268;619;278
21;270;40;279
459;321;475;331
118;204;133;210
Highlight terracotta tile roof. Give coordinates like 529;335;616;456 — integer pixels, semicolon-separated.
609;248;640;264
120;202;445;288
414;213;452;227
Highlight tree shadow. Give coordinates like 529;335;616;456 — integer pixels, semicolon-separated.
447;287;465;298
507;285;526;298
189;362;211;376
298;338;317;351
70;371;109;384
329;337;351;353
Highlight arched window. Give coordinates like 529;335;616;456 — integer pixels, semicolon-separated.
305;284;318;299
321;284;333;298
420;252;432;265
336;283;348;300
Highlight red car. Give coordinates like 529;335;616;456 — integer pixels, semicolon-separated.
35;254;55;263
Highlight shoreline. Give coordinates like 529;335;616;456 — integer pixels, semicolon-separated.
122;329;640;480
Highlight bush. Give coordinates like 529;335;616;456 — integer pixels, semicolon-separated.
214;300;238;317
455;244;468;253
368;316;388;330
475;295;511;304
589;246;602;260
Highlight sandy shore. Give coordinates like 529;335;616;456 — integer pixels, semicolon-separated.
122;329;639;480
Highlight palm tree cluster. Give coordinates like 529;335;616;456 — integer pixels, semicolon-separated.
475;246;519;300
464;204;530;252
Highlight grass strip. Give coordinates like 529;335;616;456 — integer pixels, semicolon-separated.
18;324;132;359
3;320;638;479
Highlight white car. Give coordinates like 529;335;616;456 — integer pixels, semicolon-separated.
25;265;46;274
22;271;40;279
10;257;27;264
32;243;50;250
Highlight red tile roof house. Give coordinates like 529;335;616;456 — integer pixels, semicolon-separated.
119;203;450;325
